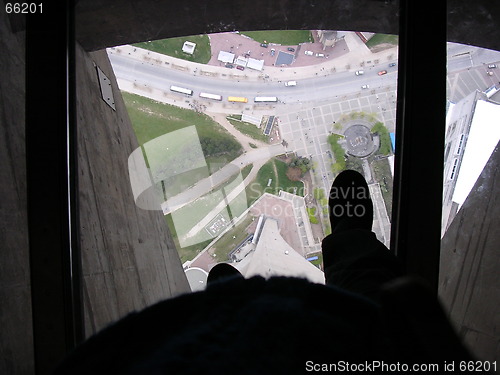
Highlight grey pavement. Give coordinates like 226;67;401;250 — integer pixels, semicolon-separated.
276;86;398;195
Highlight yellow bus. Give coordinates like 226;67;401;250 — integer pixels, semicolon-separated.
227;96;248;103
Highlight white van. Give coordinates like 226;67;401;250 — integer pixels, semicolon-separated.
284;81;297;87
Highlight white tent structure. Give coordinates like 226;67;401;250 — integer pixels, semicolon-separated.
234;56;248;67
246;58;264;71
217;50;235;64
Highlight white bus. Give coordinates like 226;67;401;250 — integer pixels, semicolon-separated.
199;92;222;101
254;96;278;103
170;85;193;96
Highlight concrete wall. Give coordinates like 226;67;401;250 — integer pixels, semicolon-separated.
439;143;500;362
75;0;400;52
74;0;500;53
75;44;191;335
0;10;34;375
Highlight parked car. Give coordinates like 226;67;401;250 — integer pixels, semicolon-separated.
225;64;234;69
389;63;397;67
236;65;245;71
270;48;275;56
355;70;364;76
316;53;325;58
378;70;388;75
361;85;369;89
488;64;497;68
260;43;268;48
304;50;313;56
287;47;295;52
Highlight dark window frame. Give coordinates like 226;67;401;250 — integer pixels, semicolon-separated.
25;1;446;372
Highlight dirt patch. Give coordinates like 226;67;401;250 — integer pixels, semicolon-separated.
286;166;302;181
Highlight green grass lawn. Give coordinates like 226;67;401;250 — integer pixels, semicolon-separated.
133;34;211;64
177;164;253;262
307;207;319;224
371;122;392;155
246;158;304;207
366;34;399;48
327;134;346;174
167;168;250;262
122;91;248;260
123;91;242;157
240;30;313;45
211;214;255;262
226;115;269;143
123;91;243;197
307;252;323;270
165;214;212;264
274;158;304;195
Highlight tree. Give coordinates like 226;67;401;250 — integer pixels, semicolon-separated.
371;122;392;155
287;156;311;176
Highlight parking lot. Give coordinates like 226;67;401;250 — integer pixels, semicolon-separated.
207;31;352;70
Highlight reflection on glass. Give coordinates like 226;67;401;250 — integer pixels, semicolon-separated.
110;30;399;287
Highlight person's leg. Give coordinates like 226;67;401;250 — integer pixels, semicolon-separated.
322;170;403;302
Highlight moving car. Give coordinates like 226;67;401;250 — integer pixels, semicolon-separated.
389;63;397;67
284;81;297;87
316;53;325;58
355;70;364;76
287;47;295;52
378;70;388;75
304;50;313;56
260;43;268;48
270;49;275;56
488;64;497;68
361;85;369;89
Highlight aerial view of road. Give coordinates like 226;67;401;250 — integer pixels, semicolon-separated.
108;30;500;265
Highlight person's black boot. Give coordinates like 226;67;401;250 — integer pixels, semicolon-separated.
328;169;373;234
207;263;244;286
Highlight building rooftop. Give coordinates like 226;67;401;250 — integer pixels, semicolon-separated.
236;218;324;284
452;99;500;207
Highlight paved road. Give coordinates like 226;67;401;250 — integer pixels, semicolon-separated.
109;50;399;105
447;42;500;72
